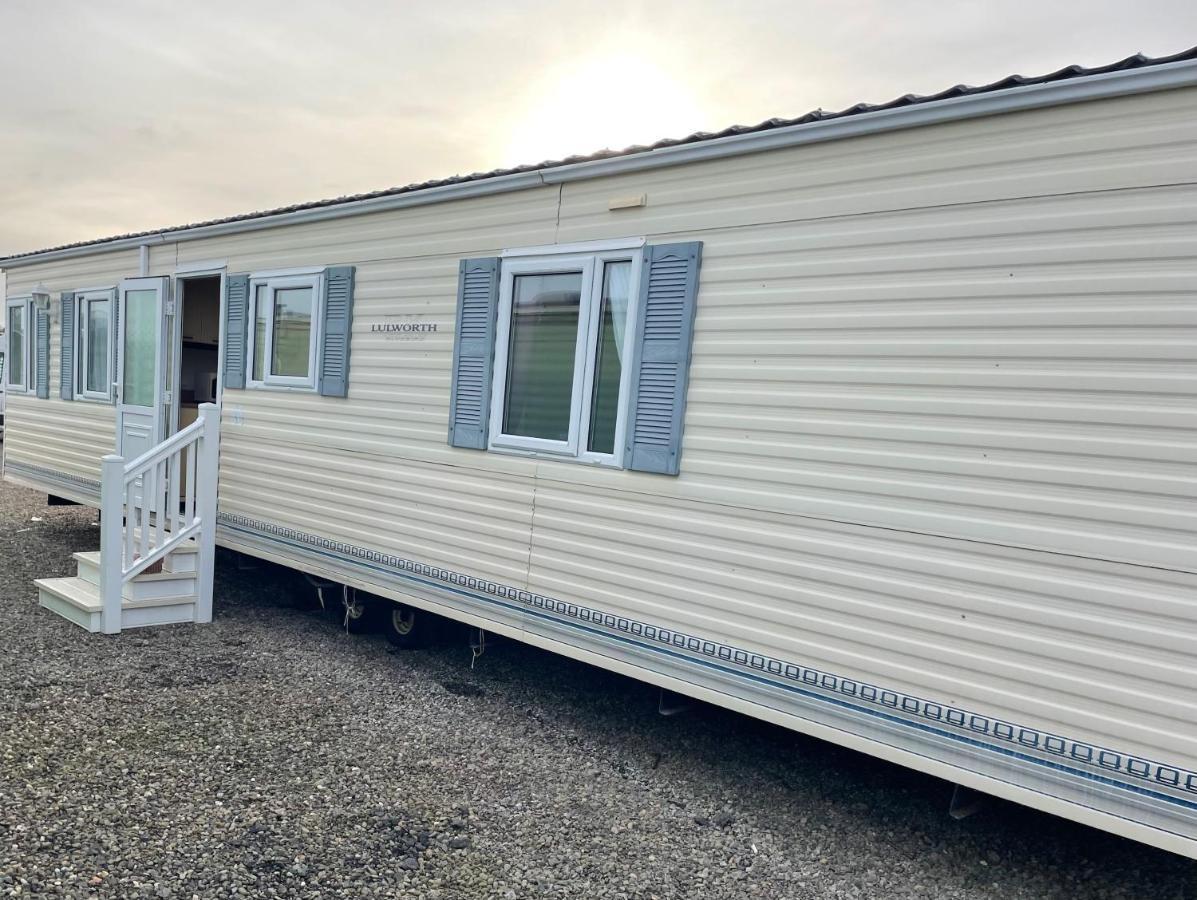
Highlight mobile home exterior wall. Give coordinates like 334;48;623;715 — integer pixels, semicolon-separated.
4;81;1196;856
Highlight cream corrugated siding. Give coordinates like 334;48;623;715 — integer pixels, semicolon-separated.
3;393;114;481
554;87;1197;241
173;187;561;270
524;482;1197;764
217;431;537;585
662;184;1197;570
3;247;140;295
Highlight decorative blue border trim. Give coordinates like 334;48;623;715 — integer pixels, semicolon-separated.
4;460;101;498
218;512;1197;810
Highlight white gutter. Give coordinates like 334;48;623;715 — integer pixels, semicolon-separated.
2;57;1194;270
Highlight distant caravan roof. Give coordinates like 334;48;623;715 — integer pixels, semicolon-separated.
3;45;1196;266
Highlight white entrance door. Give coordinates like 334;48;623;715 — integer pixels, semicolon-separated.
117;277;169;463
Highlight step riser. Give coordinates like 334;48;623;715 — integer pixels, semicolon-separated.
121;603;197;628
76;557;198;601
38;588;102;633
162;554;197;574
77;545;199;576
129;529;199;574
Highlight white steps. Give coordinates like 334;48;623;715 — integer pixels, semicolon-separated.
36;546;201;633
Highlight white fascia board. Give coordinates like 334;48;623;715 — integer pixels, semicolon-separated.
2;58;1195;271
501;237;645;257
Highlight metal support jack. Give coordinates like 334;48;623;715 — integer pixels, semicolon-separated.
470;628;486;670
303;573;339;611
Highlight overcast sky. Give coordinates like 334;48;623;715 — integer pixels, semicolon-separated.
1;0;1194;255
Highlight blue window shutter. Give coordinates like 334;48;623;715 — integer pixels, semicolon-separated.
319;266;355;397
448;257;500;449
223;274;250;390
59;293;75;400
35;306;50;398
624;242;703;475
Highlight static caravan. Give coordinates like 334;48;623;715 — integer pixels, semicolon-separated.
3;49;1196;857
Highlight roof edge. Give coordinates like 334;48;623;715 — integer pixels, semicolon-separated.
3;55;1196;270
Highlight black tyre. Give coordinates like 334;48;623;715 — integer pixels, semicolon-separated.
384;603;428;648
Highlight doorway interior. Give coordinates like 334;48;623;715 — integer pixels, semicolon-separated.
173;274;222;437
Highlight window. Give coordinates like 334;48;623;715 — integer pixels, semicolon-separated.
247;272;322;390
489;249;642;463
4;297;31;393
76;290;114;401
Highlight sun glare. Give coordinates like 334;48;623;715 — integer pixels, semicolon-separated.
502;53;708;166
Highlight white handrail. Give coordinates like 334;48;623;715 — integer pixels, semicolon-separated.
98;403;220;634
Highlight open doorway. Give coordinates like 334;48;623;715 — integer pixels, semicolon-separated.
174;275;221;436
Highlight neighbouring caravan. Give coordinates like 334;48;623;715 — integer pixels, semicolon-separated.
2;49;1196;857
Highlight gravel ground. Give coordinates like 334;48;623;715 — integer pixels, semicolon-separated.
1;475;1194;899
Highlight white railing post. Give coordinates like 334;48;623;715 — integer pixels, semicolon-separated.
194;402;220;623
99;453;126;635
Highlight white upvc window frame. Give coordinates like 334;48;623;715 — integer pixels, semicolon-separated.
75;288;116;402
4;296;32;394
246;270;324;392
487;244;644;467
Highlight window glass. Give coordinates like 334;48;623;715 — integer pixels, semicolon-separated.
8;304;25;388
270;286;313;377
587;261;632;454
252;284;267;383
122;289;158;408
85;299;111;394
503;272;582;442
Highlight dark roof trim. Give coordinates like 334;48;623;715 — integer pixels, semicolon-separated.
3;46;1196;268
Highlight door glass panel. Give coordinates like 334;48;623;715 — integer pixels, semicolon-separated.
503;272;582;442
7;305;23;387
85;299;110;394
587;261;632;454
271;286;313;377
122;289;158;408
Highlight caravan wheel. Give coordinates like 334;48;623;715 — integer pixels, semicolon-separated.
385;604;427;648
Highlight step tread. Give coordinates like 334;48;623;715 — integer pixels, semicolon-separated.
35;576;101;611
36;576;197;611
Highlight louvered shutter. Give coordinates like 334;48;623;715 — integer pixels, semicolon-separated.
319;266;355;397
60;293;75;400
448;257;500;449
624;242;703;475
35;306;50;398
223;274;250;390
